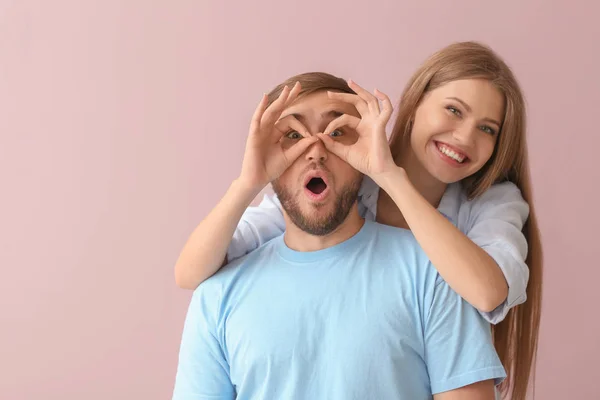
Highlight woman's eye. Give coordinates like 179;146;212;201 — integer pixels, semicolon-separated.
480;125;496;135
329;129;343;138
446;106;461;116
286;131;302;139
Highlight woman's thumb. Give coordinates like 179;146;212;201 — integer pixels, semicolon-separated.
318;133;347;160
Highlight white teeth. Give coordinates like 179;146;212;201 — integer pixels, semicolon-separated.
437;144;465;163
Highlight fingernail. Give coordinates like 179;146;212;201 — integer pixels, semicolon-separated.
348;79;354;84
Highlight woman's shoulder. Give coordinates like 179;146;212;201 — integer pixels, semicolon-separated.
358;176;380;221
461;181;527;209
455;181;529;227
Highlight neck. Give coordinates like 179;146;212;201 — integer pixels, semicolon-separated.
396;148;447;208
283;204;365;252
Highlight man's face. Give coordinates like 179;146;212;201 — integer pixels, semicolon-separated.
272;90;363;236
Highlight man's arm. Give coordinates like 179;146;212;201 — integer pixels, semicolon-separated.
424;274;506;398
434;380;495;400
172;288;235;400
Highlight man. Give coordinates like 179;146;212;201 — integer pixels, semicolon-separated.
172;72;505;399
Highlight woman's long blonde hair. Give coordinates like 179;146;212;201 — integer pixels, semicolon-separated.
389;41;543;400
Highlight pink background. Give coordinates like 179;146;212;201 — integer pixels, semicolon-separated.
1;1;598;399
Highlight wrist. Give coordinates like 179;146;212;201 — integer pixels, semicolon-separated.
231;178;265;201
372;165;410;193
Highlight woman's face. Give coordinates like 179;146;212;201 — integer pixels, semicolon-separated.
409;79;505;184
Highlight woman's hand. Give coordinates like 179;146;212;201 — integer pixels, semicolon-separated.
318;80;398;183
238;82;318;192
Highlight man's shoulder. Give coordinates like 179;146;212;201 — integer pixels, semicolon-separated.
366;221;441;280
201;236;281;288
369;221;413;236
367;222;423;252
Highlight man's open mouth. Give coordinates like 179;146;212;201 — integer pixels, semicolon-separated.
306;177;328;195
303;172;330;201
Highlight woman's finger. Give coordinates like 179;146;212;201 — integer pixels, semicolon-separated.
273;115;310;143
322;114;361;137
374;88;393;121
260;85;291;128
327;91;369;116
317;133;350;162
282;136;319;163
348;79;380;115
249;94;269;135
283;81;302;107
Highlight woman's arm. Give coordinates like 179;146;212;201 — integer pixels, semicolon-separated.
174;180;263;289
461;181;530;323
377;168;509;313
174;83;318;290
319;81;527;316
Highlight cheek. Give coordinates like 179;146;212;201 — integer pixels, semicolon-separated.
412;109;451;143
331;162;361;189
280;137;298;151
335;131;359;146
469;138;496;170
276;167;299;189
478;137;497;160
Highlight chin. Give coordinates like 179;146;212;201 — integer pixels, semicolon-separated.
427;166;466;185
299;198;335;214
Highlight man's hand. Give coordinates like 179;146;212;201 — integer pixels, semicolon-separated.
238;82;318;192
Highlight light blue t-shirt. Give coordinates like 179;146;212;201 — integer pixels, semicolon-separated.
229;178;530;324
173;221;506;400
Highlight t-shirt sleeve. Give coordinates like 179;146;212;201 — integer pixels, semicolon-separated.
227;193;285;262
424;275;506;395
172;288;235;400
465;181;530;324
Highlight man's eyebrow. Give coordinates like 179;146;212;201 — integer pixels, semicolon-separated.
446;97;501;127
322;110;344;118
282;110;345;122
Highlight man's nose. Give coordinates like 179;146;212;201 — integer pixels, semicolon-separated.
304;138;328;162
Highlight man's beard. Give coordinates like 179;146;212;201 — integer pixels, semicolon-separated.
272;172;363;236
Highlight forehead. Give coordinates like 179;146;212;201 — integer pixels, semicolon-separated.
281;91;359;121
429;79;504;118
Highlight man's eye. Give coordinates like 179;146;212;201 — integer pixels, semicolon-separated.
329;130;343;137
286;131;302;139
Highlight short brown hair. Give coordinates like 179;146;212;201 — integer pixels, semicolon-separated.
266;72;355;106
